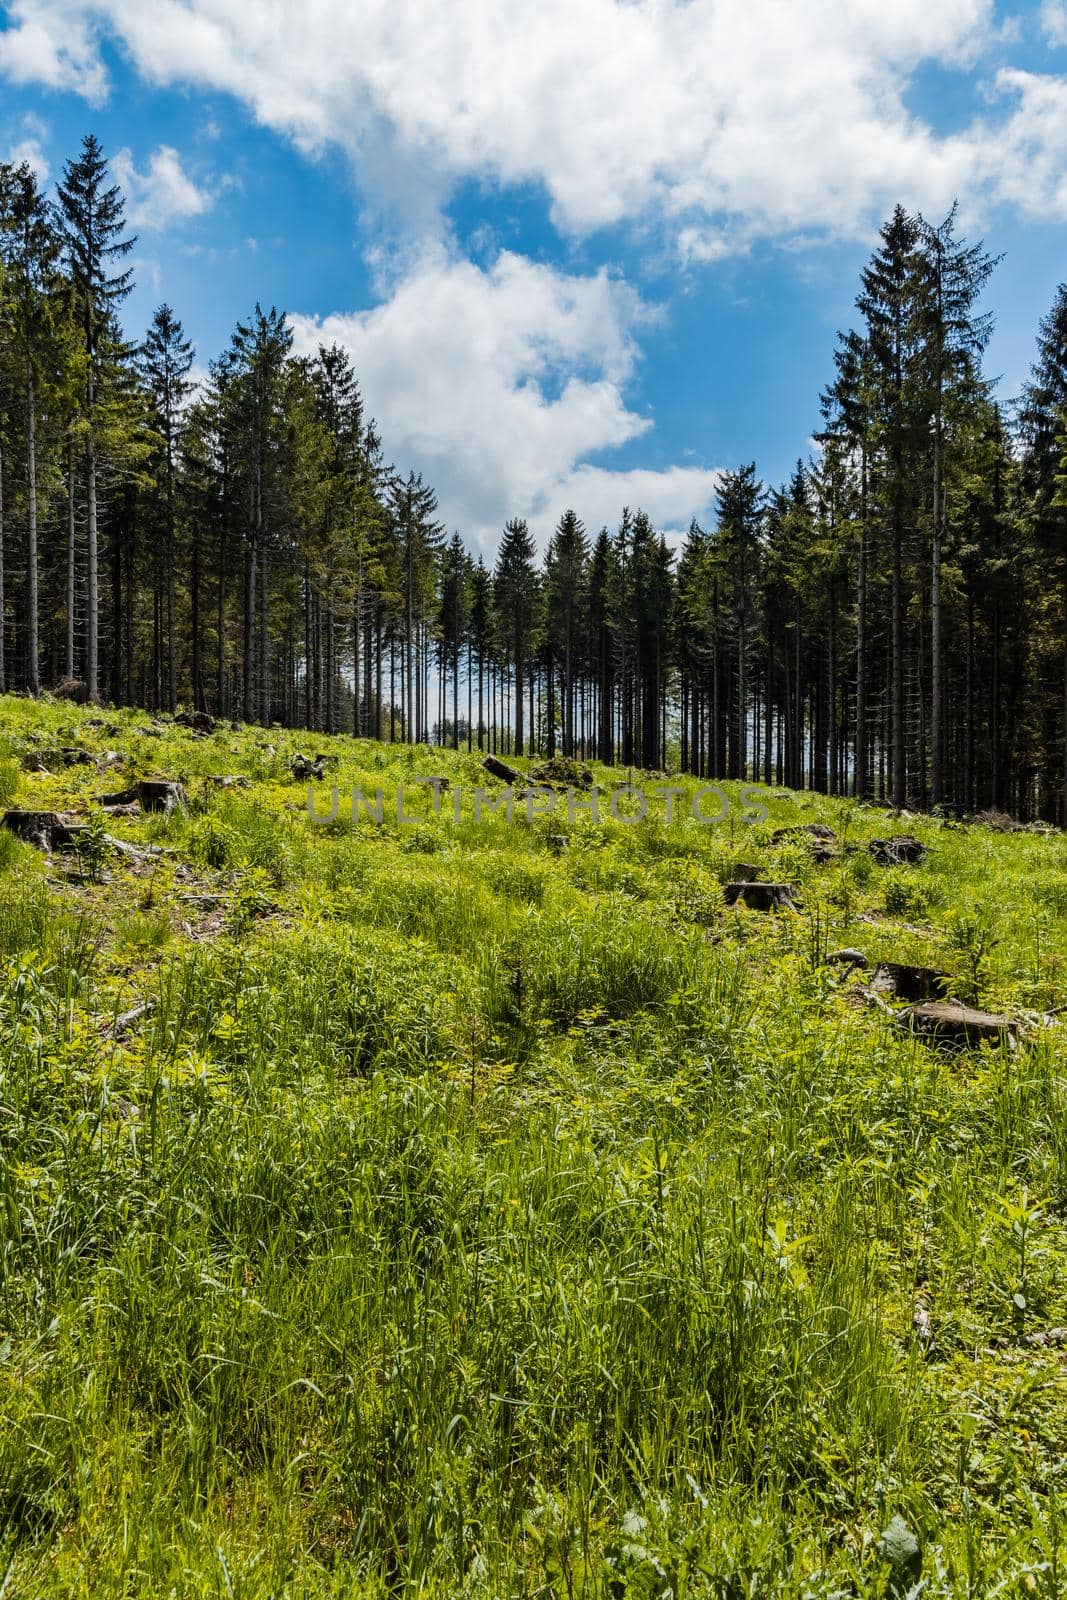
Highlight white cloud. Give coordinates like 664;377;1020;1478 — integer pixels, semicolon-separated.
112;144;211;230
3;0;1064;248
5;135;50;182
4;112;51;180
0;3;107;102
961;69;1067;218
290;250;721;549
1042;0;1067;46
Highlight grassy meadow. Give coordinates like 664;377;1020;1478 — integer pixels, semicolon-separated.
0;693;1065;1596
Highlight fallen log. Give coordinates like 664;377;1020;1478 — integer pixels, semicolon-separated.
482;754;522;784
104;1000;157;1041
1018;1327;1067;1349
826;948;869;970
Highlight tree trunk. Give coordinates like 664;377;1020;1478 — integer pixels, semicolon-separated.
0;441;5;696
66;438;76;681
891;501;905;806
86;421;100;703
855;455;868;799
931;409;944;806
25;363;40;696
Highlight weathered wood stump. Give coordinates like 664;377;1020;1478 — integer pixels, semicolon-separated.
22;747;92;773
771;822;837;861
724;881;799;912
99;780;188;814
869;835;927;865
732;862;762;882
899;1001;1018;1049
28;746;94;771
174;710;216;733
871;962;953;1002
291;754;326;782
483;754;522;784
2;810;85;852
530;757;595;789
772;822;836;843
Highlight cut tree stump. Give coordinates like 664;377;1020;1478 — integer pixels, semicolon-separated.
291;754;326;782
2;810;85;852
482;754;522;784
99;780;188;814
771;822;837;862
530;757;595;789
869;835;927;865
724;881;799;912
174;710;216;733
899;1001;1019;1049
772;822;836;843
732;862;762;882
29;746;94;770
871;962;953;1002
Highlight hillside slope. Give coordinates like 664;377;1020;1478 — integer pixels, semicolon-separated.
0;695;1065;1596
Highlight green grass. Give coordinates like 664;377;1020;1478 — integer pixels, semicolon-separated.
0;694;1065;1595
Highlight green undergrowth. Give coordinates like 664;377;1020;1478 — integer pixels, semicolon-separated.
0;695;1065;1596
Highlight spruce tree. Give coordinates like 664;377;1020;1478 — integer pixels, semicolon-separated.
57;134;136;701
141;305;194;710
494;517;538;756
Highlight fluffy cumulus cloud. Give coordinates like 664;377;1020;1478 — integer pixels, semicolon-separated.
6;0;1065;544
2;0;1066;243
3;111;50;180
290;250;721;549
111;145;211;229
1042;1;1067;47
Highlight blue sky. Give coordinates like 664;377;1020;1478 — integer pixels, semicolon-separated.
2;0;1067;551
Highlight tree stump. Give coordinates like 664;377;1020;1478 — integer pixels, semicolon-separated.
291;755;326;782
871;962;953;1002
2;810;85;852
174;710;216;733
99;780;187;814
530;757;595;789
43;747;94;769
899;1001;1019;1049
869;835;927;865
732;862;762;882
771;823;837;861
772;822;836;843
724;881;799;912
